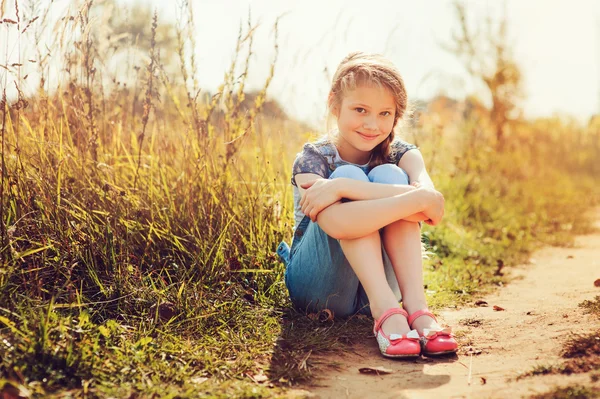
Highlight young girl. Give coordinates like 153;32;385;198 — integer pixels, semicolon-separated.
277;52;457;358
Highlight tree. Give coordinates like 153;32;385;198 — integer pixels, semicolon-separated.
443;1;523;148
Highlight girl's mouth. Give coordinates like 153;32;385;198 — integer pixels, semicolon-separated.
356;131;378;141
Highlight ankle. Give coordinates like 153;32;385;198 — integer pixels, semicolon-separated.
411;315;439;332
371;301;402;320
402;301;429;316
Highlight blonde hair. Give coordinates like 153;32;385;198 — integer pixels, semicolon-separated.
327;51;411;167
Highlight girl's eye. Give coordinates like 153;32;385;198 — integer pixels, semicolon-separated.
381;111;391;117
355;107;366;114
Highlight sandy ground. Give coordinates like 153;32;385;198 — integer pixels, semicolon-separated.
299;210;600;399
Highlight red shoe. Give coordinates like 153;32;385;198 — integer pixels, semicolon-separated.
373;308;421;358
408;309;458;356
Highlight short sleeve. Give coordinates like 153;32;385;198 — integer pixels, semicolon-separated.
291;143;329;186
389;139;418;165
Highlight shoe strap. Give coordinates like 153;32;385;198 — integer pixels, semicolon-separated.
423;327;453;339
408;309;437;328
373;307;408;334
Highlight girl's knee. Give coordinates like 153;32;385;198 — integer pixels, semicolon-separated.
329;164;369;181
368;164;409;185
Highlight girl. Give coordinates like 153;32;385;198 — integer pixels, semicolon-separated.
277;52;457;358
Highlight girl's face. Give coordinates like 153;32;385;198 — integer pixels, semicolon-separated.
332;84;396;164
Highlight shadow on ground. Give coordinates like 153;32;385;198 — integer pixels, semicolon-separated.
267;307;456;396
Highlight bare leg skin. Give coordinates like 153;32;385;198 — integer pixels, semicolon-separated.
382;220;443;332
339;230;410;336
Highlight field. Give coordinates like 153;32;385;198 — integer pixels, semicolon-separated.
1;1;599;398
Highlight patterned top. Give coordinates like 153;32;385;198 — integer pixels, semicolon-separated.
289;136;418;230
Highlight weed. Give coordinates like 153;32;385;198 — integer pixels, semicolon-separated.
529;384;600;399
580;296;600;318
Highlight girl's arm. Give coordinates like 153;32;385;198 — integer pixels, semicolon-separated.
315;188;442;240
296;174;427;223
328;178;428;222
399;149;435;189
336;178;415;198
295;173;443;239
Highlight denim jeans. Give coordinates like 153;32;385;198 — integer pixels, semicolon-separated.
279;163;411;318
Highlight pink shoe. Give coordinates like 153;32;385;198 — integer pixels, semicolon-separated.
373;308;421;358
408;309;458;356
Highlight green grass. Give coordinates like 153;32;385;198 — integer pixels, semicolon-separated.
523;364;563;378
529;385;600;399
580;296;600;318
517;332;600;382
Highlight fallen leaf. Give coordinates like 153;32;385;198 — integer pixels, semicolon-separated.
480;377;487;385
594;279;600;287
475;300;488;307
307;308;334;323
358;366;394;375
493;305;505;311
318;309;334;322
0;383;20;399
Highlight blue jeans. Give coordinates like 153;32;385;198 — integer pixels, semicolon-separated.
283;163;411;318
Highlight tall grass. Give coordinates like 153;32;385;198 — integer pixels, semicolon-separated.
0;1;599;397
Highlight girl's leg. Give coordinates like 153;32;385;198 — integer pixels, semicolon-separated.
286;165;384;318
332;165;408;336
368;164;443;333
339;231;410;336
286;165;404;336
286;218;363;317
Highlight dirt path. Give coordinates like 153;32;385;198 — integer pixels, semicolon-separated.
301;210;600;399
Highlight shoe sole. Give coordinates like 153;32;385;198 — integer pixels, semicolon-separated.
422;349;458;356
381;353;421;359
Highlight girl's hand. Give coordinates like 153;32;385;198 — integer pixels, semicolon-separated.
299;179;342;222
419;186;445;226
411;181;421;188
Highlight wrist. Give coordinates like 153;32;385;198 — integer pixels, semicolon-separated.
416;187;431;211
335;178;348;200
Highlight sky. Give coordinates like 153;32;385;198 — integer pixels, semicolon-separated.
1;0;599;126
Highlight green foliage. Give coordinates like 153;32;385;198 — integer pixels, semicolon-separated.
529;385;600;399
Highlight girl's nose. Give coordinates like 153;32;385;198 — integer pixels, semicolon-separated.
363;117;377;130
